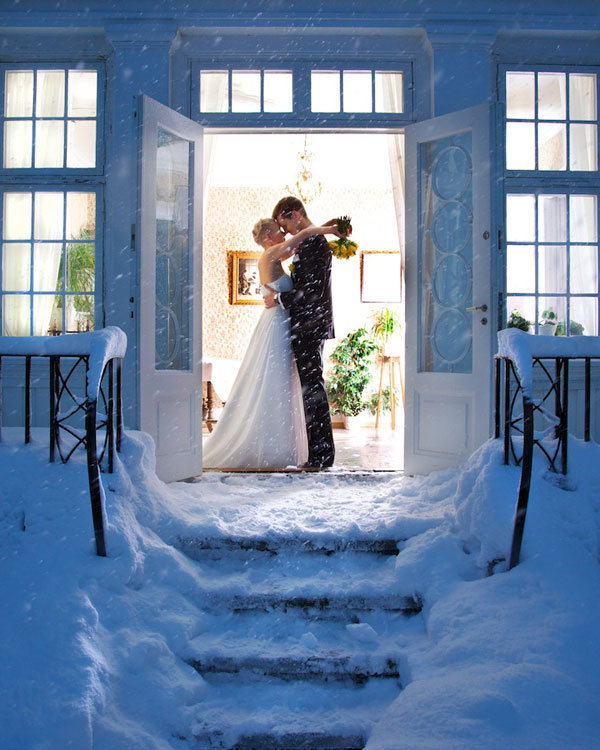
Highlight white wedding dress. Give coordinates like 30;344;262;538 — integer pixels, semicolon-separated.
203;274;309;469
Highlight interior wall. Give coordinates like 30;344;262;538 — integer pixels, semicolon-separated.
202;184;402;360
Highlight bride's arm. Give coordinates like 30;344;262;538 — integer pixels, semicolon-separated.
266;224;344;262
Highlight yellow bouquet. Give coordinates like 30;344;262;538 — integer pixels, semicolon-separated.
329;215;359;259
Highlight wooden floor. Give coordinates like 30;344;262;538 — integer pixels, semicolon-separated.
333;424;403;471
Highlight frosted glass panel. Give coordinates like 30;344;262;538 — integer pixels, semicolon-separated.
2;295;29;335
34;192;64;240
570;124;597;171
570;195;597;242
36;70;64;117
343;71;372;113
263;71;293;112
570;245;598;294
506;245;535;293
35;120;64;167
538;73;566;120
200;71;228;112
569;74;596;121
506;72;535;119
506;194;535;242
2;244;30;291
67;70;97;117
5;71;33;117
538;122;566;170
67;192;95;240
375;72;403;113
538;245;566;294
311;71;340;113
231;71;260;113
570;297;597;335
3;193;32;239
506;122;535;169
538;194;566;242
4;120;32;168
66;120;96;167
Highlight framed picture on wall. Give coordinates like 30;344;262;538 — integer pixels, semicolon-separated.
229;251;263;304
360;251;403;303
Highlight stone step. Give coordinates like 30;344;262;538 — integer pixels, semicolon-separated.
187;653;402;685
177;535;401;558
195;730;366;749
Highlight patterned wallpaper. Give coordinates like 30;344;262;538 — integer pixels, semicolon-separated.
202;185;402;360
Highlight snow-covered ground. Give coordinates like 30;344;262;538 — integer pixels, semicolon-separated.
1;426;600;748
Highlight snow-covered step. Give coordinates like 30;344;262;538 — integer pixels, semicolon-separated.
177;535;401;558
189;679;400;749
187;653;401;684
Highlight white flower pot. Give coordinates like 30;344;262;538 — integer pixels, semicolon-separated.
539;321;557;336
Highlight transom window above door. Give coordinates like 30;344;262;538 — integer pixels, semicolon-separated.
194;62;411;125
1;65;102;171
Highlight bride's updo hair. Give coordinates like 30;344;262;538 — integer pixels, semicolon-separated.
252;218;277;245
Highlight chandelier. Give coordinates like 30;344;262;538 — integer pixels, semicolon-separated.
285;135;322;205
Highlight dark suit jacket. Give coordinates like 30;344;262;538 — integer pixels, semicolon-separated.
279;233;335;343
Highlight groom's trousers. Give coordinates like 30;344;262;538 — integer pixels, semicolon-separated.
292;336;335;467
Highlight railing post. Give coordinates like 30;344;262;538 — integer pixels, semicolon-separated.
25;355;31;444
509;396;534;570
585;358;591;442
108;359;114;473
561;358;569;475
116;358;123;453
494;357;501;439
85;397;107;557
0;355;3;442
503;358;511;465
49;356;57;463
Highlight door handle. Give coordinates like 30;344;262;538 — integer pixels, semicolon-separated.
466;304;488;313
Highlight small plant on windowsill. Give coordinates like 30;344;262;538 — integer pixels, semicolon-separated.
556;319;585;336
539;307;558;336
507;309;530;332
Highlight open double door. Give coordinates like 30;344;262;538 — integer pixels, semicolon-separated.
137;96;493;481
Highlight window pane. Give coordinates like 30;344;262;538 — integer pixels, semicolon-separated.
66;120;96;168
200;71;229;113
2;243;30;291
570;296;597;335
507;244;535;293
506;71;535;119
570;123;597;171
67;192;95;240
34;192;64;240
538;72;566;120
538;122;566;170
343;71;372;113
35;120;64;167
375;72;403;113
5;71;33;117
2;294;30;335
506;194;535;242
538;296;567;334
506;122;535;169
66;241;95;292
569;74;596;121
311;71;340;113
538;245;567;293
263;71;293;113
506;295;535;330
3;193;32;239
539;194;567;242
570;195;597;242
570;245;598;294
67;70;97;117
3;120;32;168
36;70;65;117
231;71;260;113
65;293;94;332
33;242;62;291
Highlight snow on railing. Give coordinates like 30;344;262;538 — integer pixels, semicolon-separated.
495;329;600;568
0;327;127;556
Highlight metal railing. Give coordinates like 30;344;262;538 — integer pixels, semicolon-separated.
0;345;124;557
494;354;597;569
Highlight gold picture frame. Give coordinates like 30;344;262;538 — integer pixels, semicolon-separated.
229;251;263;305
360;251;403;303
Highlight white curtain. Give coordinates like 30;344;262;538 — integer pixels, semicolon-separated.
383;77;406;272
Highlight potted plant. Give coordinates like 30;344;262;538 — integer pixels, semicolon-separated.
507;309;530;332
539;307;558;336
556;319;585;336
364;386;398;417
326;327;378;426
370;307;401;355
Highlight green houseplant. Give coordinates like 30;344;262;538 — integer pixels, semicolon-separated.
539;307;558;335
370;307;401;354
556;319;585;336
507;309;530;332
326;328;378;417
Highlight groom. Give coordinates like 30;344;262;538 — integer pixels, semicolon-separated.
263;196;335;469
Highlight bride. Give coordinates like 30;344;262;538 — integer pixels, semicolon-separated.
202;218;343;470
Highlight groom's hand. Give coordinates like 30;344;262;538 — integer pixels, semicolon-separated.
263;289;277;308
